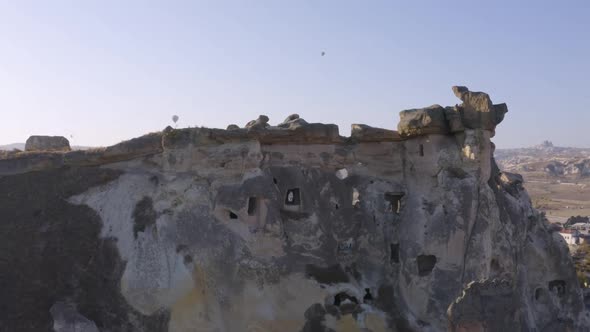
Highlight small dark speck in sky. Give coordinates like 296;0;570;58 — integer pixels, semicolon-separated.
321;51;325;56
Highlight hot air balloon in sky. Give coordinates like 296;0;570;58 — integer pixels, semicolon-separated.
172;115;179;128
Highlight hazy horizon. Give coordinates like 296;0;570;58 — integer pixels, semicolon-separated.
1;1;589;149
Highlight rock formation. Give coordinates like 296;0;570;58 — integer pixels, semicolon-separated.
0;86;587;332
543;159;590;178
278;114;308;129
25;136;71;151
25;135;71;152
245;115;270;130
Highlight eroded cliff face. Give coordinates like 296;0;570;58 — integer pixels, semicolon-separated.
1;87;587;332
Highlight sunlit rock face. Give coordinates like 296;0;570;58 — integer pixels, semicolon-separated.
1;87;588;332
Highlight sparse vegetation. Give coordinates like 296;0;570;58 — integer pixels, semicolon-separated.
532;196;551;210
573;243;590;288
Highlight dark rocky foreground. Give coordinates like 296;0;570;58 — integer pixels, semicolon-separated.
0;167;169;331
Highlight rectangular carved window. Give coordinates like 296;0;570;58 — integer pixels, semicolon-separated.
385;192;404;214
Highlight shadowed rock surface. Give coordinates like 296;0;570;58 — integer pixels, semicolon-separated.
0;167;169;331
1;86;587;331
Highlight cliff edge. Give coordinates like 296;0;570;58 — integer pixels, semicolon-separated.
0;86;586;332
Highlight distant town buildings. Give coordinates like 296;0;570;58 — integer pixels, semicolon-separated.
560;229;589;245
570;223;590;235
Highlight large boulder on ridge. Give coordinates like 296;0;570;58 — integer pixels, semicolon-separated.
398;86;508;138
25;135;71;152
397;104;449;137
277;114;308;129
452;85;508;131
245;115;270;130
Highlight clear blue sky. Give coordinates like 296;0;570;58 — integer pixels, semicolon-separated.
1;1;588;148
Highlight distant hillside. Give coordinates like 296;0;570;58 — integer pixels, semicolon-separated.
496;141;590;224
496;141;590;177
0;143;25;151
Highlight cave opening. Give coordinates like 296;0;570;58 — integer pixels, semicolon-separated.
548;280;566;296
363;288;373;303
490;258;500;272
390;243;400;264
285;188;301;205
338;240;353;254
229;211;238;219
247;197;257;216
417;255;436;276
333;292;359;306
385;192;404;214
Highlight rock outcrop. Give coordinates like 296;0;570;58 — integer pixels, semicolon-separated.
397;87;507;139
278;114;309;129
0;86;587;332
542;159;590;178
566;159;590;177
451;86;507;133
25;135;71;152
398;105;450;137
245;115;270;130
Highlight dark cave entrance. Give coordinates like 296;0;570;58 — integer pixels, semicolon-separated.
548;280;566;296
285;188;301;205
417;255;436;276
385;192;404;214
247;197;257;216
390;243;400;264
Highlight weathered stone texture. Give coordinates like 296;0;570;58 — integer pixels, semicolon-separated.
398;86;507;138
398;104;450;137
0;86;586;332
0;167;169;332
